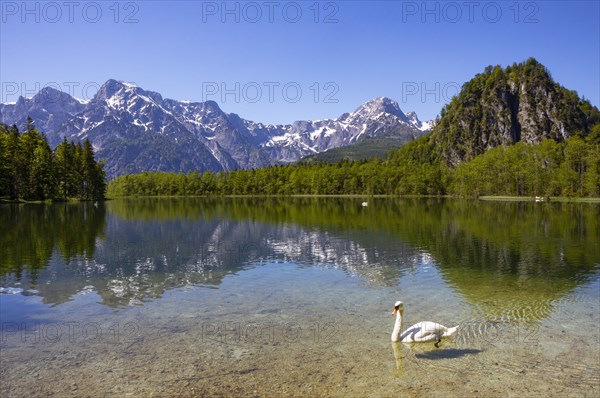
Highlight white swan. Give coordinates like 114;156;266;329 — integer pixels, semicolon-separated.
391;301;458;347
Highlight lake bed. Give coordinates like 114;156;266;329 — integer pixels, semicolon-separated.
1;198;598;397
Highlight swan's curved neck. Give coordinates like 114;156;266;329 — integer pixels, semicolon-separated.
391;310;403;342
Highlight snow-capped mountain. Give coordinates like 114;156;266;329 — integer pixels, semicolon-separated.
0;80;432;177
260;97;429;162
405;111;433;131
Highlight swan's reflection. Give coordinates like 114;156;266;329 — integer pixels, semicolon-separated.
391;342;438;376
391;342;405;376
392;339;467;376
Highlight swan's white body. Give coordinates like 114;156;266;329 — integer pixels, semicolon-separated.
391;301;458;344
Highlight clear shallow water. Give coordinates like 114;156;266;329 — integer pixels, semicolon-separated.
0;198;599;397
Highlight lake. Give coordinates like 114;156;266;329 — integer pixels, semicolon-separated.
1;198;599;397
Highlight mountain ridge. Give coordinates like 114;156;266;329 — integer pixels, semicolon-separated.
0;80;431;177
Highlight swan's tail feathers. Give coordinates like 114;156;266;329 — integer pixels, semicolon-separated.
443;325;459;337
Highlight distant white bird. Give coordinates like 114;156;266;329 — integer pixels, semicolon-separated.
361;202;368;207
391;301;458;347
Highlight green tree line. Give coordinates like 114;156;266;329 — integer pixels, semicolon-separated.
107;132;599;198
451;135;599;197
0;118;107;201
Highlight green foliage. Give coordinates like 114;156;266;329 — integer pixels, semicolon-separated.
107;133;599;198
432;58;599;166
450;137;599;197
0;122;107;201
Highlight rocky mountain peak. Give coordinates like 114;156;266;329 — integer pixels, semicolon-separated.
94;79;161;103
354;97;407;120
95;79;127;100
32;86;66;102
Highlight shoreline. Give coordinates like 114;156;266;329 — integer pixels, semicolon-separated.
0;198;109;204
478;196;600;203
104;194;600;203
4;195;599;203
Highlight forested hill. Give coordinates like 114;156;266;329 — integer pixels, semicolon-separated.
431;57;599;166
108;58;600;198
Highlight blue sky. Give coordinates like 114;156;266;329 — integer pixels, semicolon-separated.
1;1;599;124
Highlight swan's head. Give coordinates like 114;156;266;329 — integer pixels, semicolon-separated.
393;301;404;315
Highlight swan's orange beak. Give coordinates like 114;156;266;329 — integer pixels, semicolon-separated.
393;307;398;316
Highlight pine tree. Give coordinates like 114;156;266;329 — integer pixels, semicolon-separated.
16;127;41;199
74;142;84;198
30;134;55;200
0;125;11;197
54;138;77;200
24;116;35;132
81;139;106;200
6;125;20;199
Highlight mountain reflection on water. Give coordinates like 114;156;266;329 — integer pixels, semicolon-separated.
1;198;598;320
